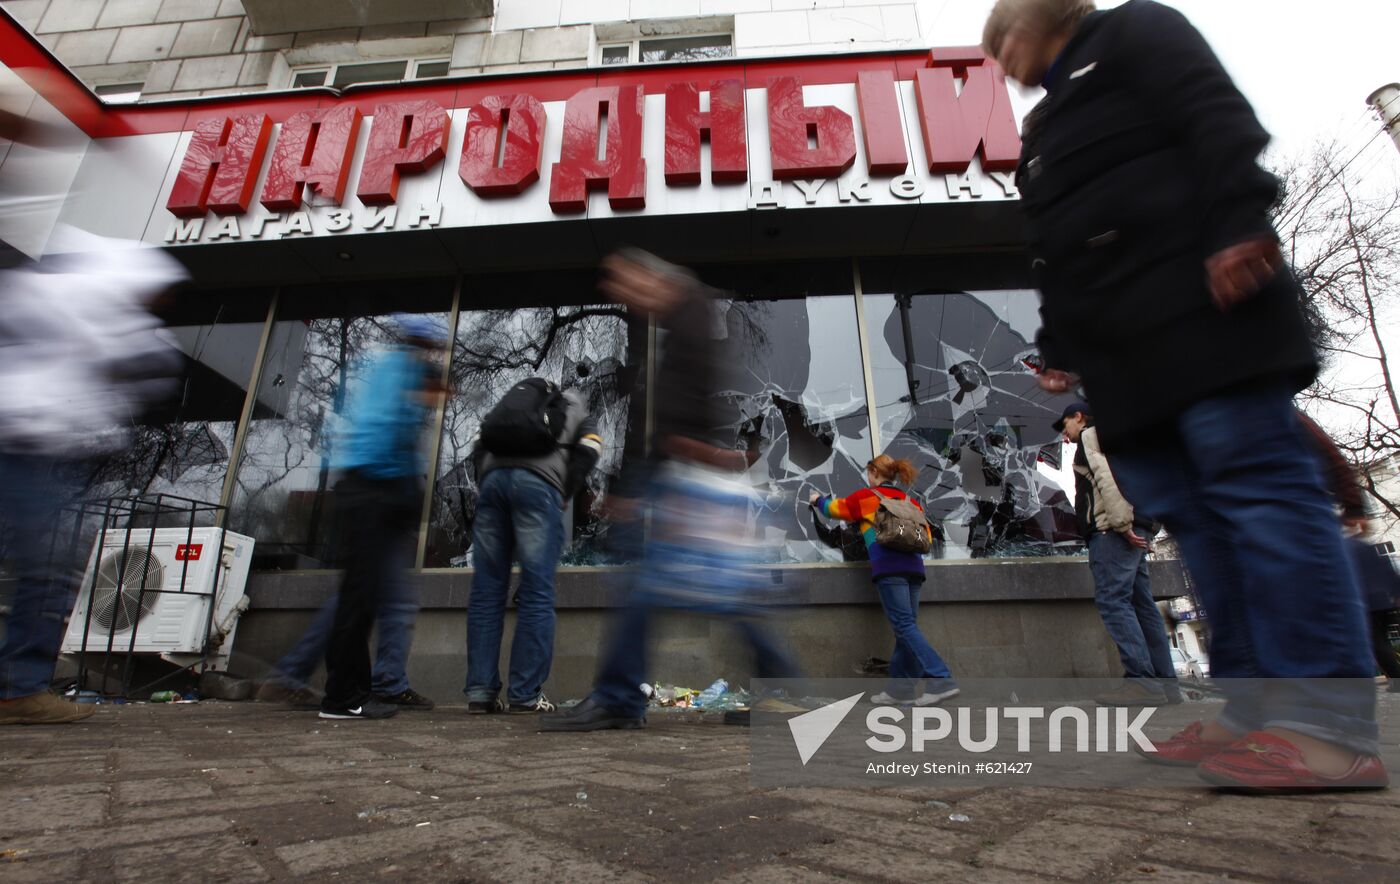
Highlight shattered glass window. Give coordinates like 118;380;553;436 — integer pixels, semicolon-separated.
226;281;453;570
863;288;1081;559
699;264;872;563
425;272;642;567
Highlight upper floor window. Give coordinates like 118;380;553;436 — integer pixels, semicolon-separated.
598;34;732;66
290;59;450;90
95;83;142;104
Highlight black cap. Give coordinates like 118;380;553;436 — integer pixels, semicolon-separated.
1052;401;1090;433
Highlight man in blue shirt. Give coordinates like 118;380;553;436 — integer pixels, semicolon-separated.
319;315;446;720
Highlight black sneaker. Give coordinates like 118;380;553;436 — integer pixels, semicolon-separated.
318;700;398;720
373;688;435;711
466;697;506;715
508;694;556;714
538;697;645;732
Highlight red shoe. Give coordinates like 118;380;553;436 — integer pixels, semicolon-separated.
1134;720;1234;767
1197;732;1390;793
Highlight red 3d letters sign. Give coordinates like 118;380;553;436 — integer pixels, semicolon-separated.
664;80;747;185
855;70;909;176
260;105;363;211
766;76;857;180
167;114;272;217
549;85;647;213
459;94;547;196
164;57;1024;223
357;100;449;205
915;49;1020;174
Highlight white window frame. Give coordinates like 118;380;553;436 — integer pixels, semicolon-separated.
596;33;733;67
288;58;452;90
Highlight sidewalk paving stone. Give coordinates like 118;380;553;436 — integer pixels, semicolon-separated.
0;702;1394;882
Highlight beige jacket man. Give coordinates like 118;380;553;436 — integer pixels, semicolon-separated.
1072;426;1136;534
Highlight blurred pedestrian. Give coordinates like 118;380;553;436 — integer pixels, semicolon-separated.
0;228;185;724
540;250;800;732
1055;402;1178;706
986;0;1385;789
254;539;432;709
317;315;445;721
811;455;958;706
1351;540;1400;691
1296;411;1400;691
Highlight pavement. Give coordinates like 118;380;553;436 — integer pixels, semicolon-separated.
1;701;1398;883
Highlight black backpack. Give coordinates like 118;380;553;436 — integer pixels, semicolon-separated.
480;378;570;456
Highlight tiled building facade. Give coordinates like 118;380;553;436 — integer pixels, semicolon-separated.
3;0;935;101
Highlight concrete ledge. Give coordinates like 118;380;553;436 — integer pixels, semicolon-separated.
242;558;1189;609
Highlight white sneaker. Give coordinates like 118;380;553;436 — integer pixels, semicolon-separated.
913;687;960;706
869;691;914;706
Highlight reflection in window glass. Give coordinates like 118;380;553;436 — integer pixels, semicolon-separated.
600;45;631;66
227;282;452;570
426;290;640;567
414;60;450;79
95;83;142;103
291;70;328;89
639;35;732;63
332;61;409;89
713;294;873;564
865;290;1080;559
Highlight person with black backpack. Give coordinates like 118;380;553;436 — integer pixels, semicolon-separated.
464;377;601;714
810;454;960;707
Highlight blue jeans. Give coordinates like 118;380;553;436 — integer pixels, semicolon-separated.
1088;529;1177;694
875;576;954;698
465;468;566;705
0;454;75;699
268;543;417;695
1110;382;1377;754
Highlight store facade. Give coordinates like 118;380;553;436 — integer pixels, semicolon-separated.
0;18;1186;698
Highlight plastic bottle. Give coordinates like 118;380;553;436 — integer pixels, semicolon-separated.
695;679;729;708
149;690;179;703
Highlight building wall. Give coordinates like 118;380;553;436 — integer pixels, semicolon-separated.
4;0;933;102
1365;454;1400;556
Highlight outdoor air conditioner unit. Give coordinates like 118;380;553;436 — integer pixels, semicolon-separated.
61;528;255;667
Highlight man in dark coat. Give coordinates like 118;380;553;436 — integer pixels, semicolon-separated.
985;0;1385;790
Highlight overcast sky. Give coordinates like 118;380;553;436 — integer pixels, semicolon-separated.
916;0;1400;182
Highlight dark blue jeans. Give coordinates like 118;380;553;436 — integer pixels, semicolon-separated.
465;468;565;705
1110;382;1377;754
321;471;421;711
269;542;417;695
875;575;954;698
1088;529;1176;693
0;454;73;700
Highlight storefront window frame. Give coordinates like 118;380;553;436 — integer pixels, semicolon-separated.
195;259;1075;573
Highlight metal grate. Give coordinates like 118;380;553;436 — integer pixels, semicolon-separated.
90;549;163;632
